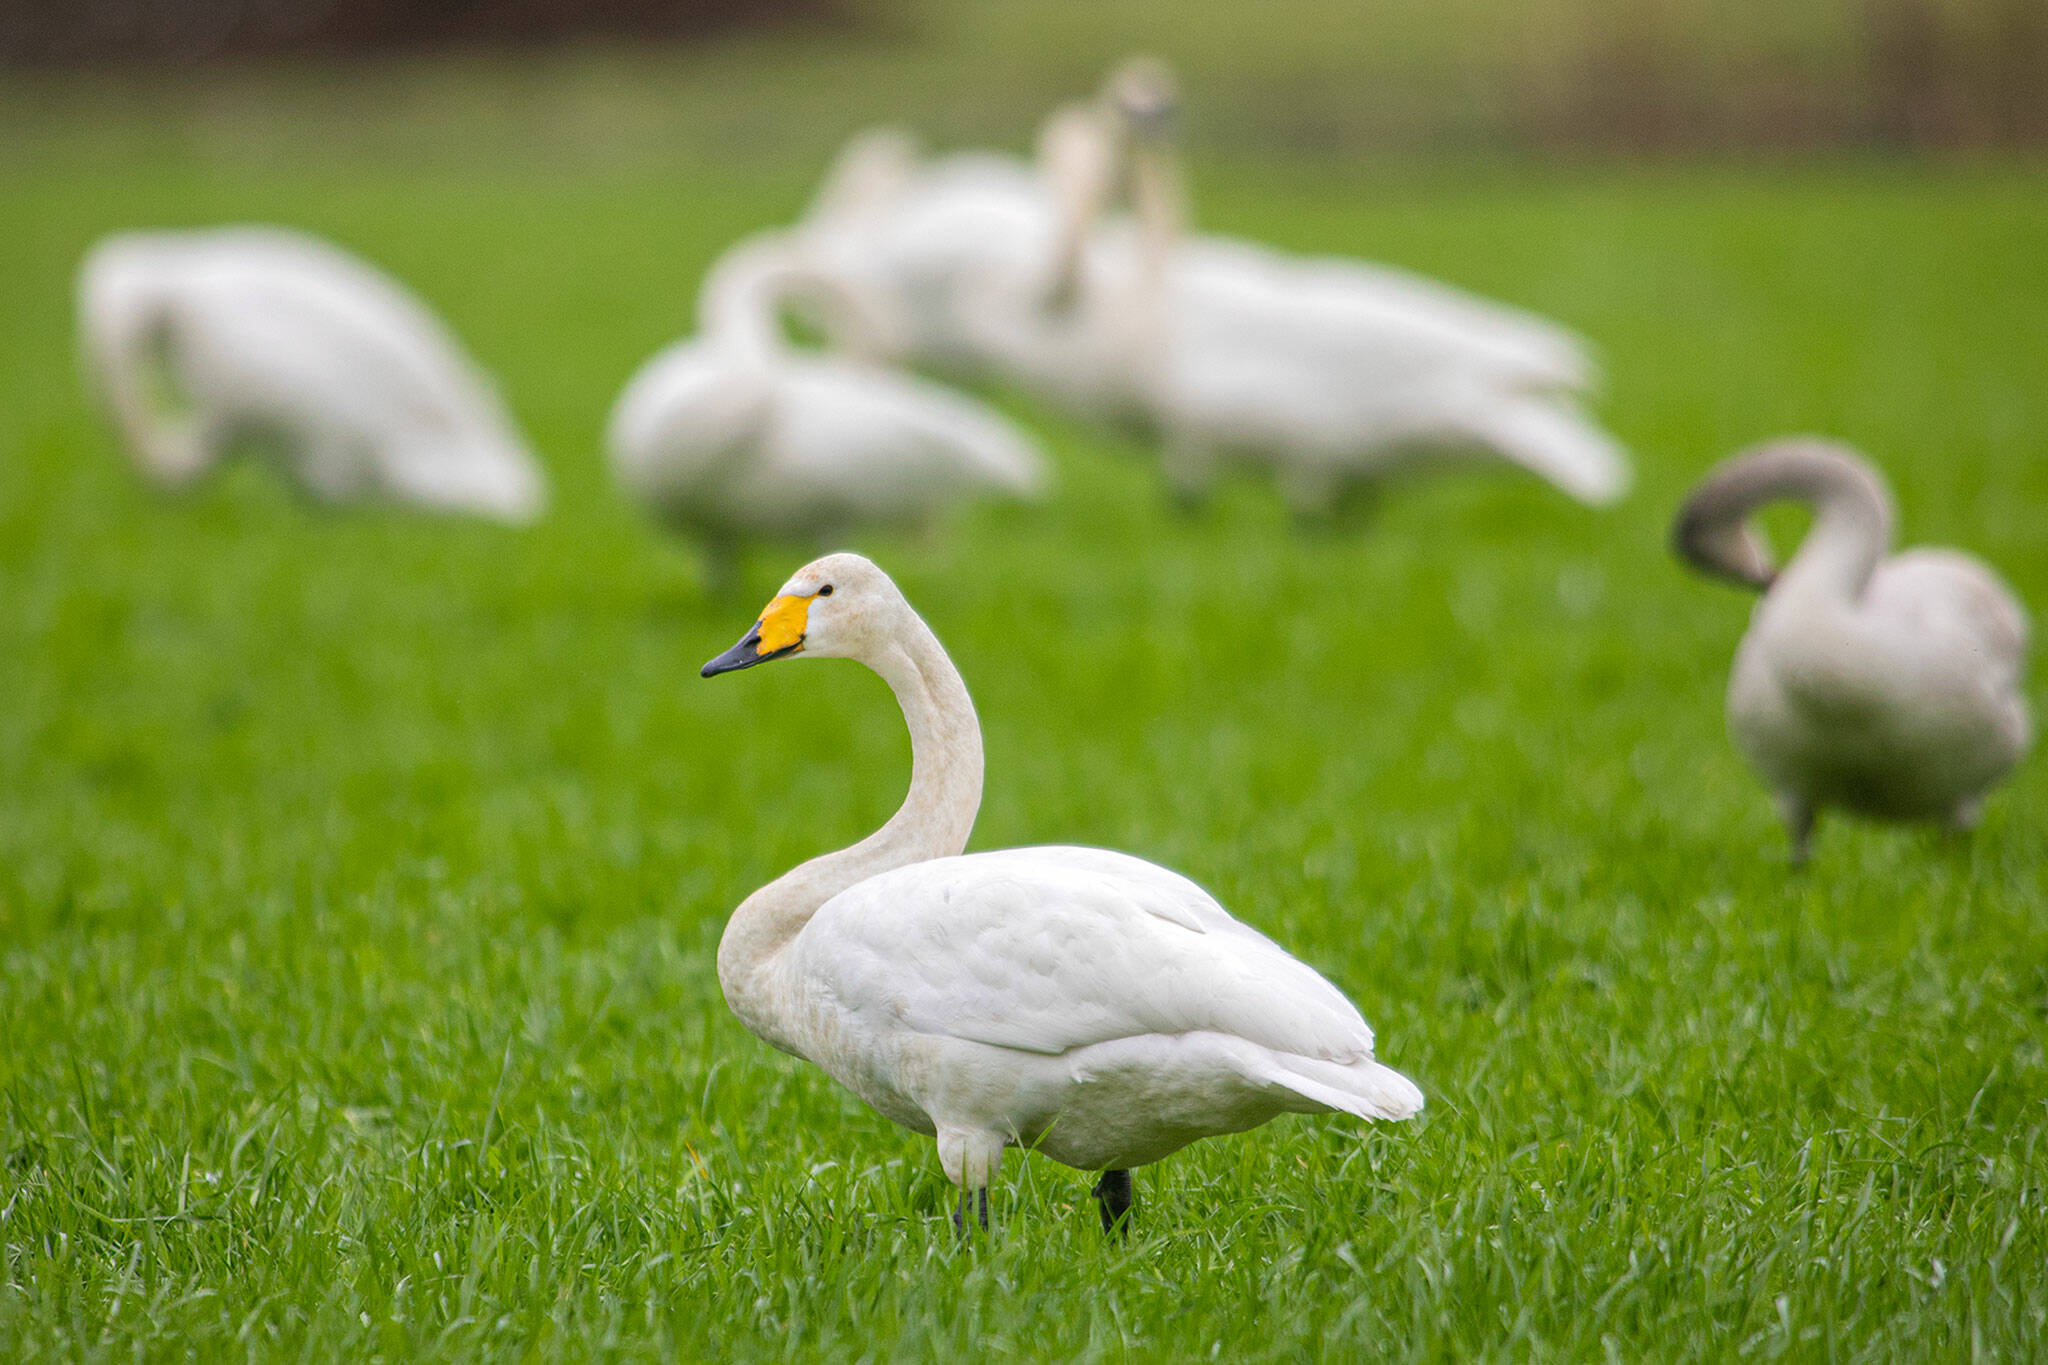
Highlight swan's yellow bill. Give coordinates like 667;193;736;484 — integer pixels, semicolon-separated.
755;594;811;655
701;592;814;676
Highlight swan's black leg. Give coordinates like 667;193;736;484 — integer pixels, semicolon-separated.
952;1186;991;1235
1781;796;1816;868
1092;1169;1135;1236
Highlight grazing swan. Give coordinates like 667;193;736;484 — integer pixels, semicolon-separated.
701;553;1422;1232
1674;438;2032;862
951;59;1631;512
606;236;1047;589
77;226;546;522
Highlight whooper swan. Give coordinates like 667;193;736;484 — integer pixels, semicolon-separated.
78;226;546;522
701;553;1422;1232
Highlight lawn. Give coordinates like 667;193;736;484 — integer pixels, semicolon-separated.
2;58;2047;1361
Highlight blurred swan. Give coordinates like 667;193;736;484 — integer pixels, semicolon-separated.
700;553;1422;1233
77;226;546;522
791;125;1089;374
951;59;1631;512
1674;438;2031;862
606;237;1047;587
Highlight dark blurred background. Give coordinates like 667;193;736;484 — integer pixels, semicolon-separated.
1;0;850;63
5;0;2044;154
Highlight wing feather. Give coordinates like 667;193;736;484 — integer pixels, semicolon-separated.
791;847;1378;1063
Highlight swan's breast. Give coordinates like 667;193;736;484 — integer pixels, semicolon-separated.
1732;563;2031;814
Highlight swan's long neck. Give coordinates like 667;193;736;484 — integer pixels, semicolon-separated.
1127;136;1185;291
716;610;983;1032
699;239;879;363
1037;107;1119;313
1122;135;1183;366
1678;440;1894;604
1035;104;1182;388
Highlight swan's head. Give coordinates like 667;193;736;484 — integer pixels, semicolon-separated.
701;553;903;676
1672;499;1778;590
1105;56;1179;142
1672;437;1888;591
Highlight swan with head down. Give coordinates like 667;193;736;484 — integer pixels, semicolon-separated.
606;237;1046;589
1674;438;2031;862
77;226;547;522
700;553;1422;1232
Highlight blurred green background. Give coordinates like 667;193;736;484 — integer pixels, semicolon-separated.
3;1;2046;1360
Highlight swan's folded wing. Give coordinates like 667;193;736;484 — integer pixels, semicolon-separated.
1879;549;2032;683
796;847;1378;1063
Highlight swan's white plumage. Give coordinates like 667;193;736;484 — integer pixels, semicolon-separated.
77;226;547;522
795;148;1063;372
606;235;1047;553
789;68;1629;508
794;846;1382;1063
704;553;1419;1216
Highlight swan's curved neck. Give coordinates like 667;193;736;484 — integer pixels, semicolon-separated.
717;610;983;1029
1688;441;1894;604
700;242;876;362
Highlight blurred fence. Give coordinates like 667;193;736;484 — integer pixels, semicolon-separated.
1;0;845;65
3;0;2043;151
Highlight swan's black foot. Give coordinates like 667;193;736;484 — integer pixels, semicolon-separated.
1092;1169;1134;1236
1779;795;1815;868
1950;799;1984;835
953;1186;990;1235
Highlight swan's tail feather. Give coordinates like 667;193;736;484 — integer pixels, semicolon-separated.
909;387;1053;500
964;422;1053;500
1458;395;1631;506
1254;1056;1424;1123
381;434;549;524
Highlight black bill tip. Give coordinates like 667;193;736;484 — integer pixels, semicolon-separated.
701;626;798;678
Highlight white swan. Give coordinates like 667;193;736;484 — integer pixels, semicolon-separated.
700;553;1422;1232
790;127;1089;375
607;236;1047;588
950;60;1631;511
77;226;546;522
1674;438;2032;862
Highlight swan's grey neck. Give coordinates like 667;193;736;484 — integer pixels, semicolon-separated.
1676;440;1894;602
717;607;983;1033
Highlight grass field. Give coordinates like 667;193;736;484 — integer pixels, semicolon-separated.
3;62;2048;1360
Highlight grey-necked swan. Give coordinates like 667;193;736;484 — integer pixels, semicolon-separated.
1674;438;2031;862
700;553;1422;1232
77;226;546;522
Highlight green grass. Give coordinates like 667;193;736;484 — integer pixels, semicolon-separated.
3;72;2048;1360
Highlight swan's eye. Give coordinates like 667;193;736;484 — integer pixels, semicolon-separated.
817;584;834;597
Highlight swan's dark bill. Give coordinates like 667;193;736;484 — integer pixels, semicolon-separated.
701;626;800;677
